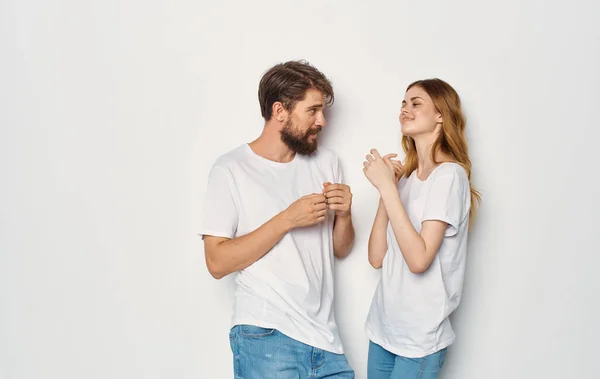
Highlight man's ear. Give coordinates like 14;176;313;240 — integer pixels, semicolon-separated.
272;102;288;122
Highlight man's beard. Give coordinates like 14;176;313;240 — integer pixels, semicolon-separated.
280;120;321;155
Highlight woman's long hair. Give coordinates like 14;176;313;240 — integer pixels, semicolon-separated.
401;79;481;224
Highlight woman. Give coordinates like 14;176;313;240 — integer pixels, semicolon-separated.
362;78;480;379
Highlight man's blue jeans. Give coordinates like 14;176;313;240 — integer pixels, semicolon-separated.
229;325;355;379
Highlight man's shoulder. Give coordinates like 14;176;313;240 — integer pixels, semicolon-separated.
211;144;247;171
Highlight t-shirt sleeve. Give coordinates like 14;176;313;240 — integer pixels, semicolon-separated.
199;165;239;239
422;170;468;237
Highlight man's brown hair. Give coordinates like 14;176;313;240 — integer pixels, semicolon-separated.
258;60;334;121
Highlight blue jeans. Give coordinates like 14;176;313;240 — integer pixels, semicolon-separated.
229;325;355;379
367;341;447;379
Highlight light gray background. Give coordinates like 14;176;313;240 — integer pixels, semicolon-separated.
2;0;599;378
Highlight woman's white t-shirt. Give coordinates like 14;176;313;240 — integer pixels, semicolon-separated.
365;162;471;358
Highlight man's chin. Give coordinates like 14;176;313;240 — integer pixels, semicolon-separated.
281;132;319;155
296;147;317;155
295;142;318;155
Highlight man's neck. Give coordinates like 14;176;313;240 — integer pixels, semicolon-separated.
249;127;295;163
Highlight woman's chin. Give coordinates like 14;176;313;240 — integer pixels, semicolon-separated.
400;128;415;137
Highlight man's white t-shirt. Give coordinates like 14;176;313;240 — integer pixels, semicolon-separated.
200;143;345;353
365;162;471;358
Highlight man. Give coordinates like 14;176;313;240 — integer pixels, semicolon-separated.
200;60;355;378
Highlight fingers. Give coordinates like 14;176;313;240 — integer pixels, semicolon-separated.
314;209;327;223
323;183;349;192
384;158;395;170
367;150;398;165
326;203;349;212
370;149;382;159
323;185;352;210
313;202;327;211
325;196;346;205
323;189;347;200
303;193;327;204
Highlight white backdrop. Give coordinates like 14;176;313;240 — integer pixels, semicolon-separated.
2;0;600;378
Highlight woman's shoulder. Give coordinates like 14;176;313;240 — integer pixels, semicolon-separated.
434;162;468;181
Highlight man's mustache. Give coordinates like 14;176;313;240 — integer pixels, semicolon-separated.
306;127;322;136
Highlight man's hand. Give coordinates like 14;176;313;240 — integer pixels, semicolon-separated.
281;193;328;229
322;182;352;217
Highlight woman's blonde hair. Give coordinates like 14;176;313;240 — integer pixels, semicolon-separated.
401;78;481;224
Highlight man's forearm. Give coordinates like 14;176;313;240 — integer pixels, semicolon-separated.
333;213;354;259
205;213;292;279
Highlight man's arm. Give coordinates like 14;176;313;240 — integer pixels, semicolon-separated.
204;193;327;279
323;182;354;259
204;213;290;279
332;213;354;259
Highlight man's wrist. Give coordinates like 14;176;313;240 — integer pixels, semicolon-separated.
335;210;352;220
274;210;294;232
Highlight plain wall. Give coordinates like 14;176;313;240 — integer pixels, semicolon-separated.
1;0;599;378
